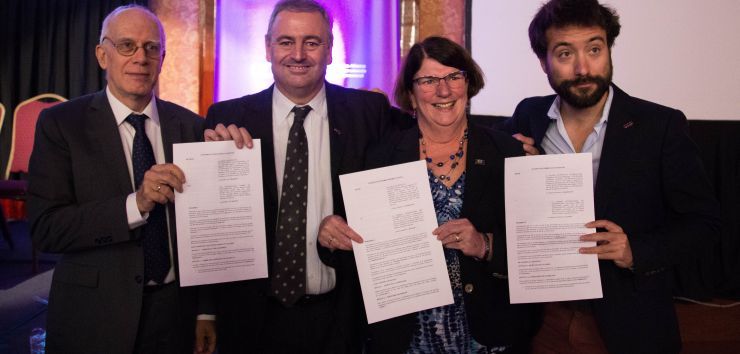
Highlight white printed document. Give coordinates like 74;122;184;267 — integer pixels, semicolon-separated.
173;140;268;287
504;153;602;303
340;160;453;323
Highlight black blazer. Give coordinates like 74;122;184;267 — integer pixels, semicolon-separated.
361;120;541;353
28;91;205;354
504;85;721;354
204;83;398;353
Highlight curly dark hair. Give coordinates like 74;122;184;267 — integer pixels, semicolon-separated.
529;0;621;59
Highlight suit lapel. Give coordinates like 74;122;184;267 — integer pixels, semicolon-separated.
594;86;637;217
461;124;493;214
530;99;553;153
87;91;133;195
325;83;348;178
156;98;182;163
251;88;279;218
393;124;421;165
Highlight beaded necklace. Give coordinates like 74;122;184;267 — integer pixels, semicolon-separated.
420;127;468;182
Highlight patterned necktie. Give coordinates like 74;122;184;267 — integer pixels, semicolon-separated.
271;105;311;306
126;113;170;284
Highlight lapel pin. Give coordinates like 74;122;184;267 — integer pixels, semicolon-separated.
474;159;486;165
623;121;634;129
333;128;342;135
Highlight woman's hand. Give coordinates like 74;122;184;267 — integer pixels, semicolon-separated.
433;218;489;259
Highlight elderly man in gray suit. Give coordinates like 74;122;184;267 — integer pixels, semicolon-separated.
28;5;215;354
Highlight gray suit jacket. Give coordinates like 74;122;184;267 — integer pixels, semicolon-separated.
28;91;205;354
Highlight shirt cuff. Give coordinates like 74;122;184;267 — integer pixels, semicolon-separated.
126;192;149;229
197;314;216;321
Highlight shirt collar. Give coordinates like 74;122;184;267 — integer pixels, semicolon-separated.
272;84;327;121
106;86;159;127
547;85;614;131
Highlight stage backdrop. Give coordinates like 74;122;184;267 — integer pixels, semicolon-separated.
215;0;399;102
468;0;740;121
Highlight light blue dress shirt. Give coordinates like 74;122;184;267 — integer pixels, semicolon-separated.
541;86;614;186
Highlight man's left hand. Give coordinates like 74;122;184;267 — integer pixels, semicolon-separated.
579;220;633;269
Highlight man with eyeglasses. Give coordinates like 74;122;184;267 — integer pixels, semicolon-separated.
202;0;402;353
28;5;216;354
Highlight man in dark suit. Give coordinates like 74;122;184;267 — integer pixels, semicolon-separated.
203;1;397;353
504;0;721;353
27;5;215;354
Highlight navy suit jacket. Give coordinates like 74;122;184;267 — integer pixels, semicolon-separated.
361;120;541;353
504;85;720;354
28;91;205;354
204;83;398;353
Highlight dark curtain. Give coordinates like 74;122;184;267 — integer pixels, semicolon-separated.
0;0;148;175
679;120;740;299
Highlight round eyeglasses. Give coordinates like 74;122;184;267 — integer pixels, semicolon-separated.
413;71;468;93
102;37;163;59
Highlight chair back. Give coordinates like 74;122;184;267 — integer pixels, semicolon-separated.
0;102;5;135
5;94;67;179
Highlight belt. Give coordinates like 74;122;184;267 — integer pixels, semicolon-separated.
143;281;176;293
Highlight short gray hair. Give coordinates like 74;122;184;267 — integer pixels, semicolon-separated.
265;0;333;45
99;4;166;50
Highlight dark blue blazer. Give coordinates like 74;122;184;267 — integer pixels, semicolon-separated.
504;85;721;354
204;83;398;353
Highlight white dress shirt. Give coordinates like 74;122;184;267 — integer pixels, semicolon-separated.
272;85;336;294
107;87;175;285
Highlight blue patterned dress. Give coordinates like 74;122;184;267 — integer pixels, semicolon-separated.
406;171;507;354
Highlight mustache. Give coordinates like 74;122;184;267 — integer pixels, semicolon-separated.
563;76;604;86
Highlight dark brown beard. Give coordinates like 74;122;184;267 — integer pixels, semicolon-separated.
548;61;613;108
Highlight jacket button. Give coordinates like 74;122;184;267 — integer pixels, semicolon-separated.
464;283;474;293
135;275;143;284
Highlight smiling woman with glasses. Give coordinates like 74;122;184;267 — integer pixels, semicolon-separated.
361;36;540;354
413;70;468;93
102;37;163;59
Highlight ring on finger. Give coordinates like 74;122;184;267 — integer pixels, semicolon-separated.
455;234;461;242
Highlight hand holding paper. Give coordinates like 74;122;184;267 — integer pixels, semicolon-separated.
317;215;363;251
581;219;633;269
